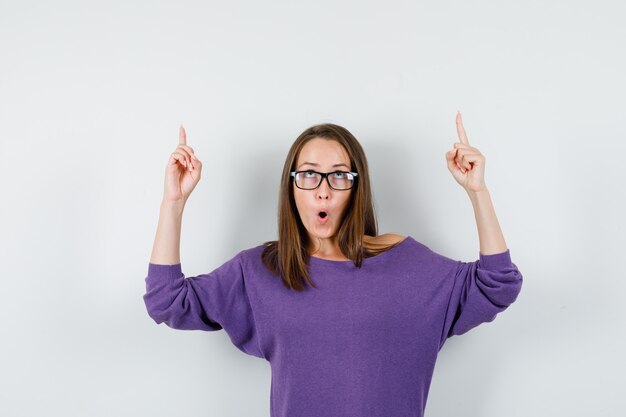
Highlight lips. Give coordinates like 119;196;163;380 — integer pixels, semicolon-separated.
316;209;329;223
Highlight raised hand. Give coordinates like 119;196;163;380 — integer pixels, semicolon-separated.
163;125;203;203
445;112;487;193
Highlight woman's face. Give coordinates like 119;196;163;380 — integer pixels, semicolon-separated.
293;138;353;243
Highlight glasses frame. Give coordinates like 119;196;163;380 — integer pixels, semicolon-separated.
290;170;358;191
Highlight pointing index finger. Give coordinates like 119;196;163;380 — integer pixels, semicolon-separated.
456;111;470;145
179;124;186;145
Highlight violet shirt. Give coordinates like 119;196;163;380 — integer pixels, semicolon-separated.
143;236;523;417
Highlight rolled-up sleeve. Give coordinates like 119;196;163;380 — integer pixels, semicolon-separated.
142;253;264;358
439;249;523;349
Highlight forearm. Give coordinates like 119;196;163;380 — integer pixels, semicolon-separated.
466;187;508;255
150;200;185;265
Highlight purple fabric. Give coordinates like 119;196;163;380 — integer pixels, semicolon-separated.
143;236;523;417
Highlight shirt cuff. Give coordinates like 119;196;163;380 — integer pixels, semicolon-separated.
148;263;183;280
478;249;512;270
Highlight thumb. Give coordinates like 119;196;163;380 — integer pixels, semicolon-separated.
446;150;460;173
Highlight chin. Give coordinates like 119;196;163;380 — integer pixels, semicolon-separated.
307;226;338;240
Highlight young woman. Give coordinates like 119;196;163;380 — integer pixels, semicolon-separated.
143;113;523;417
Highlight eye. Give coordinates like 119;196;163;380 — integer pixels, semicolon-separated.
303;171;317;178
332;172;346;179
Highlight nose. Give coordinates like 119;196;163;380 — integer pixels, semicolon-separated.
316;178;330;200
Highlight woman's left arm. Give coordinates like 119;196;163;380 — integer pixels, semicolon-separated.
445;111;507;255
467;188;507;255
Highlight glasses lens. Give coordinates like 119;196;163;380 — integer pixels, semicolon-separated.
329;172;354;190
296;171;322;189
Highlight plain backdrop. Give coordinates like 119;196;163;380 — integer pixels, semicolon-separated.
1;1;625;416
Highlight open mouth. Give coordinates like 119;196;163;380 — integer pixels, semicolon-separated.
316;209;329;223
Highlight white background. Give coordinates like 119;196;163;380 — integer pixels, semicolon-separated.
1;1;624;416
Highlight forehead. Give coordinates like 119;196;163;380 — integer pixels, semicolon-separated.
296;138;350;167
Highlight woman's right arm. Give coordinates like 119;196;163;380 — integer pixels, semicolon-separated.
143;127;263;358
150;200;185;265
149;125;202;265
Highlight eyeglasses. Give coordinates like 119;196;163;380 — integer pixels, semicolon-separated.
290;170;358;190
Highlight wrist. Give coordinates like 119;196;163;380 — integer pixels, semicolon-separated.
160;199;186;214
466;186;489;198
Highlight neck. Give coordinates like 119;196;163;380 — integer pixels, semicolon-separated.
308;235;348;261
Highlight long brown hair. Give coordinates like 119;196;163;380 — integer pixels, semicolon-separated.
261;123;398;291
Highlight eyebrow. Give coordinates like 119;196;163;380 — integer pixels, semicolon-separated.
297;162;350;170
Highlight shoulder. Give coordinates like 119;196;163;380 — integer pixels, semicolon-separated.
237;242;280;274
369;235;456;267
364;233;407;248
238;243;269;262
